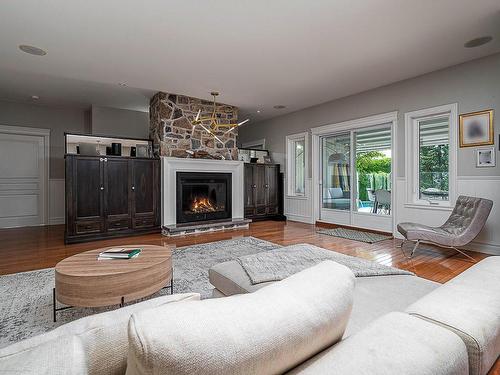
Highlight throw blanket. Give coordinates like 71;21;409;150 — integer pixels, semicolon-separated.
237;243;413;285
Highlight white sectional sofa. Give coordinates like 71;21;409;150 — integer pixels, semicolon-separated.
0;257;498;375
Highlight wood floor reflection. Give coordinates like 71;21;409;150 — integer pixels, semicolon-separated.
0;220;488;282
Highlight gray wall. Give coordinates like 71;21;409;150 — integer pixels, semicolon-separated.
91;106;149;139
0;100;87;178
0;102;151;178
239;53;500;178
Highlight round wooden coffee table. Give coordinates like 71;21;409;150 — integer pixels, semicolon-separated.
53;245;173;321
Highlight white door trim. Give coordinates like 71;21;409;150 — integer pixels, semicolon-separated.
0;124;50;226
311;111;398;233
404;103;458;209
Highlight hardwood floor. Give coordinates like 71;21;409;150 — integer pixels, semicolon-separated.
1;220;498;374
0;220;489;280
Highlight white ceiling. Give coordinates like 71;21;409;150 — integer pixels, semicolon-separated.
0;0;499;121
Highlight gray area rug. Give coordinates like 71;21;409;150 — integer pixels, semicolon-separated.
317;227;393;243
0;236;279;348
237;243;413;284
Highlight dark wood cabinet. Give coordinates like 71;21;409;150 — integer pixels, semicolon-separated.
244;163;284;220
65;155;160;243
69;156;104;235
104;158;131;232
131;159;158;229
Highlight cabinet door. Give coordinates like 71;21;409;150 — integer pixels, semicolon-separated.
104;158;131;231
70;156;104;234
265;165;279;214
244;164;255;216
131;159;156;228
253;165;267;215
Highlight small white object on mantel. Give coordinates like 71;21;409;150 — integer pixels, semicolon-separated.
161;157;245;227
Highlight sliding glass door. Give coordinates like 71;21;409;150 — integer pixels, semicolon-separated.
354;127;392;216
319;123;393;232
321;133;351;211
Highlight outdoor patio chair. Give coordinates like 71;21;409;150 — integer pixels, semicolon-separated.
373;189;391;214
397;195;493;262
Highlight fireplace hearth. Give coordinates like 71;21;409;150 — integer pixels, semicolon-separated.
176;172;232;224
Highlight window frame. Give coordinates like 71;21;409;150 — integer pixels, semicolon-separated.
286;132;309;197
405;103;457;208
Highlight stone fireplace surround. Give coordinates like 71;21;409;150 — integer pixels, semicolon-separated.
150;92;239;160
161;157;245;230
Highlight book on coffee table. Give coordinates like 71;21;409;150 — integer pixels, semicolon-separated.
98;248;142;260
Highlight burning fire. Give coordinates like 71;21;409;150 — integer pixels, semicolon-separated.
190;196;218;213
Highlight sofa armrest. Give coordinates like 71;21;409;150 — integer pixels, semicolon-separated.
406;257;500;375
288;312;468;375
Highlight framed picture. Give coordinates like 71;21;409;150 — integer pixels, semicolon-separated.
263;155;273;164
459;109;494;147
476;147;495;167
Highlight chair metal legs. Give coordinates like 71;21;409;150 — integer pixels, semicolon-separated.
399;239;420;258
410;240;420;258
451;247;477;262
399;239;476;262
398;239;415;259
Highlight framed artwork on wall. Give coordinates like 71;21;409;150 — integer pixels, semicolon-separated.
476;147;496;167
459;109;494;147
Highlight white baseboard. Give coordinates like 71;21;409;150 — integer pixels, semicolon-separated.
462;241;500;256
285;213;314;224
49;217;65;225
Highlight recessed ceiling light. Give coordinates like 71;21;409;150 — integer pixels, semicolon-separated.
273;105;286;109
19;45;47;56
257;110;261;113
464;36;493;48
31;95;40;100
118;82;128;87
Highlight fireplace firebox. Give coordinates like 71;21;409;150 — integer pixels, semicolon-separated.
176;172;232;224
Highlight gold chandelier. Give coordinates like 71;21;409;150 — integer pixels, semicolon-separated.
191;92;249;144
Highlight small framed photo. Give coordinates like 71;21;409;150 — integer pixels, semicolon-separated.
476;147;495;168
459;109;494;147
263;155;273;164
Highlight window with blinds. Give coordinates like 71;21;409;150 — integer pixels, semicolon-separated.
418;116;450;201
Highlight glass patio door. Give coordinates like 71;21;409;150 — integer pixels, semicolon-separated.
320;133;352;225
319;124;393;232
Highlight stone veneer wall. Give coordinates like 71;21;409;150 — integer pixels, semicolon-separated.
149;92;239;159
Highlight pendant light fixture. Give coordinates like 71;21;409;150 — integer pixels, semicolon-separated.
191;92;249;144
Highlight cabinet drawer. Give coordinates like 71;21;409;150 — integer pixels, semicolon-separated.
107;218;130;231
75;221;103;234
267;205;279;215
255;206;267;215
133;216;155;229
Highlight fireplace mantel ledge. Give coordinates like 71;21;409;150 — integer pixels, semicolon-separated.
161;157;245;226
162;157;243;168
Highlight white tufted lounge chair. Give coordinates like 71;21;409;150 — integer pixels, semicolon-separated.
397;196;493;261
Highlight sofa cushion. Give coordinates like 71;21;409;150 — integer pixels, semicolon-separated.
406;256;500;375
288;312;468;375
209;260;439;337
126;261;355;375
0;293;200;375
0;334;88;375
209;259;275;295
345;275;439;337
